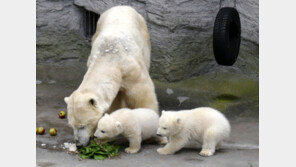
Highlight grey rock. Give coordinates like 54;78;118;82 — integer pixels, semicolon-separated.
37;0;258;82
36;80;42;85
48;80;56;84
177;96;190;106
37;0;90;64
166;88;174;95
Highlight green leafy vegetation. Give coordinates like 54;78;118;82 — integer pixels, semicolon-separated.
78;140;120;160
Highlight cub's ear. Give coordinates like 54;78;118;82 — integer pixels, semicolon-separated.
89;98;96;106
64;97;70;104
115;121;122;128
175;117;181;124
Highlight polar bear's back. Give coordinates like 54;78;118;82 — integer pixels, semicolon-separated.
92;6;151;69
112;108;159;139
185;107;231;137
132;108;159;139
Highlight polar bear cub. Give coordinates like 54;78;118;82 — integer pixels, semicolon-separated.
94;108;166;154
156;107;230;156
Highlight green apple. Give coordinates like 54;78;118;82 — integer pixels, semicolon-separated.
49;128;57;136
59;111;66;119
38;127;45;135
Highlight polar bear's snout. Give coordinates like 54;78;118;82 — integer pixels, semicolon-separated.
74;128;93;147
157;127;169;137
156;133;162;137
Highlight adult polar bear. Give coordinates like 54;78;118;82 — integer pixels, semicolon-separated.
64;6;158;146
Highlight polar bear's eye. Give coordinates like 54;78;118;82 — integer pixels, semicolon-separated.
163;127;167;130
101;130;105;133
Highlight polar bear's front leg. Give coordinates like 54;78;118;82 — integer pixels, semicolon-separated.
125;135;142;154
124;77;159;113
157;136;187;155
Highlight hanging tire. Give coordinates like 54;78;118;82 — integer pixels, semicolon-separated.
213;7;241;66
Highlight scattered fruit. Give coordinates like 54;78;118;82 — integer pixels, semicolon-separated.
38;127;45;135
59;111;66;119
49;128;57;136
36;128;38;134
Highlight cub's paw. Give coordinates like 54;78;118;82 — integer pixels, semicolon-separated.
157;148;173;155
199;149;214;157
125;147;140;154
159;137;168;145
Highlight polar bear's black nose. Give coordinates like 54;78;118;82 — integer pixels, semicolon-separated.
157;133;162;137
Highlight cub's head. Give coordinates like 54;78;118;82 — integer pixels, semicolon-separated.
64;91;108;147
94;113;123;140
157;111;182;137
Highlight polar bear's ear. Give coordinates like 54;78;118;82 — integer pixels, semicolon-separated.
115;121;122;128
64;97;70;104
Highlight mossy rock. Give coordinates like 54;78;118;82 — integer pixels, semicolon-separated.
153;72;258;119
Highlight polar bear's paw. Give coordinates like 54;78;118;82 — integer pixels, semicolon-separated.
159;137;168;145
125;147;140;154
199;149;214;157
157;148;173;155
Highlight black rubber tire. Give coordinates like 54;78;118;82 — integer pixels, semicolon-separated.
213;7;241;66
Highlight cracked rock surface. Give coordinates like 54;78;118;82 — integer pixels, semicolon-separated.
37;0;258;82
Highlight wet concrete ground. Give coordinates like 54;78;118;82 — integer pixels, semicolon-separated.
36;82;259;167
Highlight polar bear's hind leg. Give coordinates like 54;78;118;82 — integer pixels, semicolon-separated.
200;128;220;157
125;133;142;154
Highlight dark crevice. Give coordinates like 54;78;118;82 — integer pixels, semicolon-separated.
82;9;100;39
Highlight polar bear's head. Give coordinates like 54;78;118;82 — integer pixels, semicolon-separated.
64;91;108;147
94;113;123;140
157;111;183;137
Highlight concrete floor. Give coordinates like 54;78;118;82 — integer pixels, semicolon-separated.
36;83;259;167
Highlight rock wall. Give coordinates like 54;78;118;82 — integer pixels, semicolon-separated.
37;0;258;82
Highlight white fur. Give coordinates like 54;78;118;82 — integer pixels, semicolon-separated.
64;6;158;146
157;107;231;156
94;108;165;154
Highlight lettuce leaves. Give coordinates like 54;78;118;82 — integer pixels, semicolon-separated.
78;140;120;160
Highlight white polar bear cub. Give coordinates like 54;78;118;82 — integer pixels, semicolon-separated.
157;107;231;156
94;108;165;154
